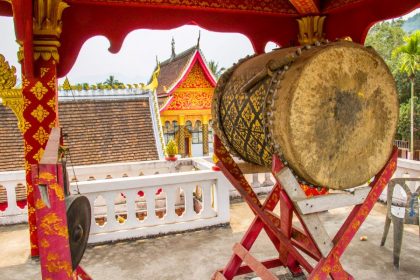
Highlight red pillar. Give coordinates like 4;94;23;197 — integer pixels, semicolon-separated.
21;56;59;257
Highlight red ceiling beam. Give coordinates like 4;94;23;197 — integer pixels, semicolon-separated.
289;0;320;14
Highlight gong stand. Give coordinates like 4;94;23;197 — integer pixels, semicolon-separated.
32;128;93;280
212;135;397;280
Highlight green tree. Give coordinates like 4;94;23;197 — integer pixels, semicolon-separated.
208;60;225;79
392;31;420;158
104;75;121;87
397;97;420;141
364;19;406;72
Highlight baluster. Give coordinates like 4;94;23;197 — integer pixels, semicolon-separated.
5;183;19;214
262;173;274;187
251;173;261;189
124;189;138;227
143;188;158;224
86;195;99;234
103;192;118;229
200;181;216;218
181;184;195;220
163;186;177;223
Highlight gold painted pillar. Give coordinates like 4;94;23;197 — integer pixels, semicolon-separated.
202;115;209;156
178;115;186;157
20;0;68;257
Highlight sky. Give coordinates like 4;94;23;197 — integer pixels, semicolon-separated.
0;8;418;85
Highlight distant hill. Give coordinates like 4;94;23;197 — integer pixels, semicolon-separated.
403;13;420;33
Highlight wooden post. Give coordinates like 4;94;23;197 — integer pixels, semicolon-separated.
18;0;67;257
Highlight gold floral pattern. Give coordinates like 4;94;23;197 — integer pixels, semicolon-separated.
30;81;48;100
33;127;49;145
33;148;45;162
40;67;49;78
47;76;56;90
31;104;50;122
47;97;56;110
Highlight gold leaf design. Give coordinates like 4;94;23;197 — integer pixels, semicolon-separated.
47;97;56;110
47;76;56;90
40;213;68;238
31;104;50;122
33;127;49;145
0;54;17;90
24;144;33;154
40;67;49;78
30;81;48;100
33;148;45;162
35;198;46;209
20;119;31;133
40;172;55;181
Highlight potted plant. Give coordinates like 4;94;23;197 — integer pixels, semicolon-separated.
165;139;178;161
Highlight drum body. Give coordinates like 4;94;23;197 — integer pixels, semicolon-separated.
212;41;398;190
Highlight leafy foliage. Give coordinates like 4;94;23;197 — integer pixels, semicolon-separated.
397;97;420;141
365;16;420;144
104;75;122;87
207;60;225;79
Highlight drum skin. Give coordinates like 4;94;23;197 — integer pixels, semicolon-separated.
212;41;398;190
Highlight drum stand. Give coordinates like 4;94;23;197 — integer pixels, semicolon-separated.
212;135;397;280
32;128;93;280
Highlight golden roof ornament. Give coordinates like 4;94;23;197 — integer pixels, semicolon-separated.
297;16;326;46
0;54;27;133
0;54;17;90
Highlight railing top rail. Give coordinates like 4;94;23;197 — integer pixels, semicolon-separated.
71;169;221;193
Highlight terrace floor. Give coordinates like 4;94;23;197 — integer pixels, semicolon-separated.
0;199;419;280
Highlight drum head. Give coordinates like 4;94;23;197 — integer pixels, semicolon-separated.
271;42;398;189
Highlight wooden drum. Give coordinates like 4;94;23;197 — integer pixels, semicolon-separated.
212;41;398;190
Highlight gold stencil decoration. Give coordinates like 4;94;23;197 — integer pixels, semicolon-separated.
31;104;50;122
30;81;48;100
47;97;56;110
24;144;33;154
297;16;326;45
47;76;56;90
33;127;49;145
62;77;71;91
0;54;16;90
33;147;45;162
40;68;49;78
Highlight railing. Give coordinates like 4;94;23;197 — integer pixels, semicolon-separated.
394;140;409;150
71;169;230;244
0;170;27;224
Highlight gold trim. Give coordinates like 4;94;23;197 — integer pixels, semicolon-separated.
297;16;326;46
142;63;160;91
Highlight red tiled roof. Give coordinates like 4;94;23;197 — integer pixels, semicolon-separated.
156;46;197;96
0;97;159;171
0;106;25;171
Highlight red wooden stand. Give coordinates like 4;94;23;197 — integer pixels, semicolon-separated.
32;128;93;280
212;135;397;280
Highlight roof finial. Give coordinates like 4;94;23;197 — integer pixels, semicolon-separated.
171;37;176;59
197;30;201;48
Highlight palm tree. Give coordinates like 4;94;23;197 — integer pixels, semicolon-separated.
104;75;121;87
208;60;225;80
392;31;420;159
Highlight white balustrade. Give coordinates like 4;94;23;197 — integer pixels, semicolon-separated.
0;170;27;225
70;169;230;244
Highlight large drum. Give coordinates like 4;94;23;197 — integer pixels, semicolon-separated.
212;41;398;190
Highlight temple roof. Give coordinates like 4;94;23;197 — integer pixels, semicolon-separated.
2;0;417;78
0;97;159;171
155;45;216;97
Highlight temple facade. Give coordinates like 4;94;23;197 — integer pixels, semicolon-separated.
156;40;217;157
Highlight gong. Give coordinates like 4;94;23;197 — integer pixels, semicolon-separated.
66;195;91;270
